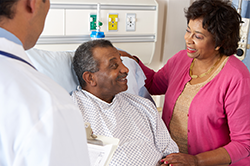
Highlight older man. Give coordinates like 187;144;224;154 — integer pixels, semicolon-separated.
0;0;90;165
71;39;179;166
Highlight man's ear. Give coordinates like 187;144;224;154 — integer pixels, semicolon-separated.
82;71;97;87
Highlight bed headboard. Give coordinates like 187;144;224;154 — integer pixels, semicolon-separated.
34;0;159;65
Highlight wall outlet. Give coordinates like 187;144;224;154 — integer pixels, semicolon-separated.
126;13;136;31
108;13;118;31
89;14;97;31
235;18;250;61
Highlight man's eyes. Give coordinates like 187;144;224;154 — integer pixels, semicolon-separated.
110;63;118;69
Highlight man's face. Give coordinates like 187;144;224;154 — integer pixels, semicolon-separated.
92;46;129;100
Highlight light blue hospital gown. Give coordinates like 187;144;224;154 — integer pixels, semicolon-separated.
71;87;179;166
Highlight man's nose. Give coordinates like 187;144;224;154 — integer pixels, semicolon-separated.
121;63;129;74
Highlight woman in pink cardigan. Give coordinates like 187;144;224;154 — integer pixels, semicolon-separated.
120;0;250;165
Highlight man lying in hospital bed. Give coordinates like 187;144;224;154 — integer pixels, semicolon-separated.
70;39;178;166
25;40;178;165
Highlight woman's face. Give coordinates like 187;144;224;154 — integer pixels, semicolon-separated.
184;18;219;60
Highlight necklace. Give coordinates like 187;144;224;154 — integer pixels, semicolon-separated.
189;56;222;79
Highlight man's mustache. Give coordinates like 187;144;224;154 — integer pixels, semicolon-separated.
116;73;128;80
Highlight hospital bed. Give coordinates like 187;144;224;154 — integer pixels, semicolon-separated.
28;0;192;108
25;47;155;104
25;0;158;102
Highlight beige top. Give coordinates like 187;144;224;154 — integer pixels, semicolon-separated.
169;57;228;153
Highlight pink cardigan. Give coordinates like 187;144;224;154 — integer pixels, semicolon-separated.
139;50;250;165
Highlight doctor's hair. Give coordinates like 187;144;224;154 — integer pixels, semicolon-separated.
0;0;18;19
0;0;46;20
73;39;114;88
185;0;241;56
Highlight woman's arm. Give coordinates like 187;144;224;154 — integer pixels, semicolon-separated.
160;147;231;166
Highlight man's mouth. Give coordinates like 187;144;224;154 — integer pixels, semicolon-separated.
116;73;128;81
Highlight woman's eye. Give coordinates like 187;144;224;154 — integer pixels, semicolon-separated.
195;35;203;39
186;29;191;33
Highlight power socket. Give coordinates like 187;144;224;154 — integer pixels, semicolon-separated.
126;13;136;31
235;18;250;61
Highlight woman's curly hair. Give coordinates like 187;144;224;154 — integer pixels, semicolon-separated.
185;0;242;56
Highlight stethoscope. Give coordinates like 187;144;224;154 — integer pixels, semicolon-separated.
0;50;36;70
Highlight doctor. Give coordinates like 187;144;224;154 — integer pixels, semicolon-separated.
0;0;90;166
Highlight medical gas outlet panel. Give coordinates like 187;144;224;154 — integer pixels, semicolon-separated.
37;0;159;64
89;13;137;31
235;18;250;61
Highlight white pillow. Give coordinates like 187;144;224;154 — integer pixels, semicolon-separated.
121;56;146;95
26;48;79;93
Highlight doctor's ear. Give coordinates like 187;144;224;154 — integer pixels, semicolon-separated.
26;0;36;13
82;72;97;87
26;0;44;14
